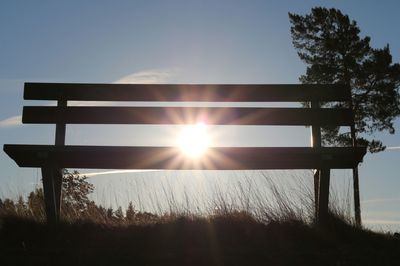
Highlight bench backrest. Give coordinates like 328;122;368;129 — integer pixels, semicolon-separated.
17;83;360;170
24;83;352;125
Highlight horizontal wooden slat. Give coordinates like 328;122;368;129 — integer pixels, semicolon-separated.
24;83;351;102
4;145;366;170
22;106;353;126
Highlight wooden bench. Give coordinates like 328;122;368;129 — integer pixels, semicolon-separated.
3;83;366;225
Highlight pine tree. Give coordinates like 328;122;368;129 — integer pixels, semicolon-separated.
0;198;4;215
126;201;136;221
106;207;114;221
2;199;16;215
114;206;124;221
16;196;28;216
289;7;400;152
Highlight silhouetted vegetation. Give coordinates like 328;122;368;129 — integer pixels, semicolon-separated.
289;7;400;152
1;210;400;265
1;170;400;265
0;170;159;225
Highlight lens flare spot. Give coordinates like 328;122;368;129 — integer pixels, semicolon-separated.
177;122;210;158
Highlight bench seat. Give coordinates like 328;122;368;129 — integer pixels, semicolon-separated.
4;144;366;170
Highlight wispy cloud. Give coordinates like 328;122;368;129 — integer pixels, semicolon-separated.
76;169;160;177
0;69;181;126
69;68;181;106
114;68;181;84
362;198;400;204
0;115;22;128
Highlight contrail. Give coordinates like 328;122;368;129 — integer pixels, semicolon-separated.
386;146;400;150
363;219;400;225
76;169;160;177
362;198;400;204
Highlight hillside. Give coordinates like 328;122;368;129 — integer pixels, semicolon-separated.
1;212;399;266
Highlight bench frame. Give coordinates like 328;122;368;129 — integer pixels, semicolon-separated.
3;83;366;225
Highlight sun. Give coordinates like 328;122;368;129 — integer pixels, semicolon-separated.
177;122;211;158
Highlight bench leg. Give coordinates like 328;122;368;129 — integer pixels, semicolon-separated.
41;167;63;224
353;166;362;227
313;170;320;220
317;167;330;226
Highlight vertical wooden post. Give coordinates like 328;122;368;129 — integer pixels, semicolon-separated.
317;167;331;226
353;167;361;226
42;99;66;223
55;100;67;146
313;170;320;220
311;101;321;222
42;167;63;224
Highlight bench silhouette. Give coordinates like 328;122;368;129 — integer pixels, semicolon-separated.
3;83;366;225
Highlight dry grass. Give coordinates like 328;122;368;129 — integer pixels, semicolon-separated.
1;171;399;265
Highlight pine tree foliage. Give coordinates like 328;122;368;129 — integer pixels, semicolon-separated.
289;7;400;152
115;206;124;220
126;201;136;221
16;196;28;215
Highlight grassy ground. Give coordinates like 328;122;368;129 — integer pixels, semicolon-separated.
1;212;400;266
1;171;399;265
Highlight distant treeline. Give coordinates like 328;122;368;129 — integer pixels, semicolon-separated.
0;169;158;224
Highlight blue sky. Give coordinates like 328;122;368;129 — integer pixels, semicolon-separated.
1;0;399;230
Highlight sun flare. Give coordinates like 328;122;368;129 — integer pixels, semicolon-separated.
177;122;211;158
